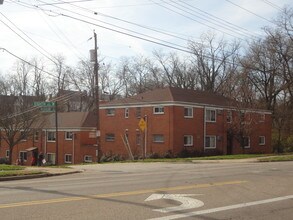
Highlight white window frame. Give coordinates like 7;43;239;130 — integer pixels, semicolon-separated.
65;131;73;140
19;151;27;161
6;150;9;158
205;109;216;122
64;154;72;164
106;108;115;116
243;136;250;148
153;134;164;143
227;110;232;123
205;136;216;149
259;136;265;145
125;108;129;118
20;131;27;142
184;135;193;146
47;153;56;165
259;113;265;122
34;131;39;142
153;106;164;114
84;155;93;163
47;131;56;142
136;133;141;146
184;107;193;118
105;133;115;142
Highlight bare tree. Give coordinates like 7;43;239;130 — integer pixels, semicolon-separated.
153;51;198;90
188;32;241;92
0;97;42;164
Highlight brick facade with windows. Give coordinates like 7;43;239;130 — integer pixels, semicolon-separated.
0;112;97;165
99;87;272;158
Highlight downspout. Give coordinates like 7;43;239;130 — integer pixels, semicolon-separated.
44;129;47;155
204;106;206;153
72;132;75;164
144;115;147;157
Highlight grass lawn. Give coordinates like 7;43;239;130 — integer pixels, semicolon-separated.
0;165;44;177
258;154;293;162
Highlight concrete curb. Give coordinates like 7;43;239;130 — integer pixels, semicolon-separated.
0;170;83;182
191;158;259;163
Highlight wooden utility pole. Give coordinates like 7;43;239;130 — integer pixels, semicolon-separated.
93;31;101;162
55;101;58;165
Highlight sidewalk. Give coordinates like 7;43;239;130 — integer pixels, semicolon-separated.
0;166;83;181
191;158;259;163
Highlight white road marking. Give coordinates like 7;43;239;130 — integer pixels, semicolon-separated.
148;195;293;220
145;194;204;213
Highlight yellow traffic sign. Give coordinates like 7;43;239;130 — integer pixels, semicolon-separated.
138;118;146;131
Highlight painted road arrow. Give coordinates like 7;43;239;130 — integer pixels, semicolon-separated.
145;194;204;213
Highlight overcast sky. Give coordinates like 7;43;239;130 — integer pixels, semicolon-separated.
0;0;292;75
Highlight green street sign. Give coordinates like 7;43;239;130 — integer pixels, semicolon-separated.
33;102;55;107
33;102;56;112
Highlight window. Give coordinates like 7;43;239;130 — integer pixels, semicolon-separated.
19;151;27;161
153;106;164;114
184;107;193;118
47;153;56;165
243;136;250;148
125;108;129;118
6;150;9;158
34;131;39;142
65;131;73;140
84;155;93;163
153;134;164;143
106;108;115;116
136;107;141;118
105;133;115;142
205;136;216;149
65;154;72;163
47;131;56;142
136;133;141;145
227;110;232;123
259;113;265;122
205;109;216;122
259;136;265;145
20;131;27;141
184;135;193;146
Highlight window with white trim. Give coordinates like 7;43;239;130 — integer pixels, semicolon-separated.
47;153;56;164
153;134;164;143
65;131;73;140
227;110;232;123
65;154;72;163
184;135;193;146
259;113;265;122
20;131;27;141
184;107;193;118
105;133;115;142
34;131;39;142
106;108;115;116
19;151;27;161
205;109;216;122
47;131;56;142
136;133;141;145
136;107;141;118
6;150;9;158
84;155;93;162
125;108;129;118
153;106;164;114
205;136;216;149
259;136;265;145
243;136;250;148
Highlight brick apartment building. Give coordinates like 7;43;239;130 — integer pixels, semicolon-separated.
99;87;272;159
0;112;97;165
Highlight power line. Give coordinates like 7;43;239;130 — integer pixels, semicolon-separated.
225;0;276;24
151;0;246;41
176;0;262;39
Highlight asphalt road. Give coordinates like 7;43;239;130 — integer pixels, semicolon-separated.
0;161;292;220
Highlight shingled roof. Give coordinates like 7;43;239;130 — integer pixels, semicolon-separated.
41;111;96;129
100;87;237;108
